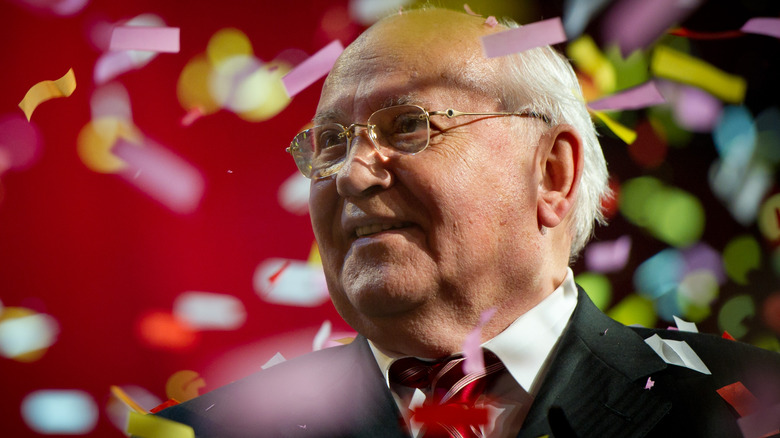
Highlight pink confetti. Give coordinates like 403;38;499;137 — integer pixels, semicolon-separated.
462;308;497;374
485;16;498;28
282;40;344;98
481;17;567;58
180;107;204;127
738;403;780;438
673;85;723;133
644;377;654;390
741;17;780;39
112;139;205;214
588;81;665;111
601;0;703;56
109;26;180;53
463;4;480;16
584;235;631;273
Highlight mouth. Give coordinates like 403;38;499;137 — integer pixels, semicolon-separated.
354;222;413;238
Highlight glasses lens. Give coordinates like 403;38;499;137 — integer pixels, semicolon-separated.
291;123;348;178
369;105;429;153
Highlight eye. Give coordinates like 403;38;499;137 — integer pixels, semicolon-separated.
392;112;427;135
314;127;346;152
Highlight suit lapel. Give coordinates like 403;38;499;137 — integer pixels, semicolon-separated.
518;290;672;438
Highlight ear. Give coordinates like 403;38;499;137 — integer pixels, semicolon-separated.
536;124;583;229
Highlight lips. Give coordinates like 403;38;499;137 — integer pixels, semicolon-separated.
354;222;412;237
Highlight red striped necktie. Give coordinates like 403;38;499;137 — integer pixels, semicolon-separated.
389;351;506;438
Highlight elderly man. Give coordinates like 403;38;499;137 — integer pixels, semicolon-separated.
154;8;780;438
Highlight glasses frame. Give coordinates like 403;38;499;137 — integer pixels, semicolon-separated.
287;104;550;179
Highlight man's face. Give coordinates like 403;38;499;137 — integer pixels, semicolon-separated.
308;11;550;356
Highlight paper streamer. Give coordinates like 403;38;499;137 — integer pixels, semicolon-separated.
741;17;780;39
481;17;567;59
18;68;76;121
462;307;497;374
644;334;711;374
282;40;344;98
588;81;665;111
110;26;180;52
126;411;194;438
651;45;746;104
591;110;637;144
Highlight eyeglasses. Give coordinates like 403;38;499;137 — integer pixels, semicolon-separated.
287;104;549;179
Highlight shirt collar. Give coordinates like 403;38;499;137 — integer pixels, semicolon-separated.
368;268;578;393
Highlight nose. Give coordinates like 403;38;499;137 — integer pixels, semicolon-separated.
335;128;394;198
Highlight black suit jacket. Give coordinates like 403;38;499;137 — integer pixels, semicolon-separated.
154;290;780;437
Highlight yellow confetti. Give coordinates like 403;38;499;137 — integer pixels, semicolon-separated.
567;35;616;95
592;110;638;144
18;68;77;121
307;241;322;266
126;411;194;438
651;46;746;104
165;370;205;403
110;385;148;414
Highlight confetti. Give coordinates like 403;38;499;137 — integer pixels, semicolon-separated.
484;16;498;27
601;0;704;56
253;258;330;307
21;390;98;435
18;68;76;121
673;316;698;333
282;40;344;98
110;385;148;414
644;334;711;374
261;352;287;370
741;17;780;39
591;110;637;144
462;308;497;374
584;235;632;273
481;17;567;59
312;320;332;351
651;45;746;104
165;370;205;403
737;403;780;438
644;377;654;390
672;84;723;132
126;411;195;438
110;26;180;52
717;381;759;417
180;106;204;126
278;171;311;215
722;331;736;341
562;0;610;39
463;4;480;16
173;291;246;330
588;81;665;111
112;139;205;214
667;27;744;40
0;309;59;360
0;114;43;173
150;399;180;414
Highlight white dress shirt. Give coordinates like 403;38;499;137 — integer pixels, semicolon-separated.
368;268;579;437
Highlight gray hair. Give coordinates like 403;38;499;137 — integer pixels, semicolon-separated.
496;19;611;259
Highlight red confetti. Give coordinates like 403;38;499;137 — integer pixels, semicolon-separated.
149;398;181;413
668;27;745;39
722;331;737;341
268;260;292;285
717;382;760;417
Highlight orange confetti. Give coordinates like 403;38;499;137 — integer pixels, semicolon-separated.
268;260;292;284
717;382;760;417
18;68;77;121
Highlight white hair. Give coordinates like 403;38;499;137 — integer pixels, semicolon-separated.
496;19;611;259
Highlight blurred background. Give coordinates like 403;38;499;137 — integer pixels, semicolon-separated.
0;0;778;436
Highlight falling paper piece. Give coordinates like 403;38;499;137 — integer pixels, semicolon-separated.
644;377;654;390
667;27;744;40
651;46;746;104
126;411;194;438
584;235;631;273
261;352;287;370
18;68;76;121
278;171;311;215
485;16;498;27
481;17;567;59
180;107;203;126
563;0;611;39
717;382;759;417
672;84;723;132
0;114;43;173
673;316;698;333
110;26;180;52
644;334;711;374
21;390;98;435
722;331;736;341
601;0;703;56
110;386;149;414
150;399;180;414
462;307;497;374
282;40;344;98
588;81;665;111
312;320;332;351
112;139;205;214
463;4;479;16
173;291;246;330
741;17;780;39
738;403;780;438
0;312;59;359
165;370;205;403
591;110;637;144
253;258;330;307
